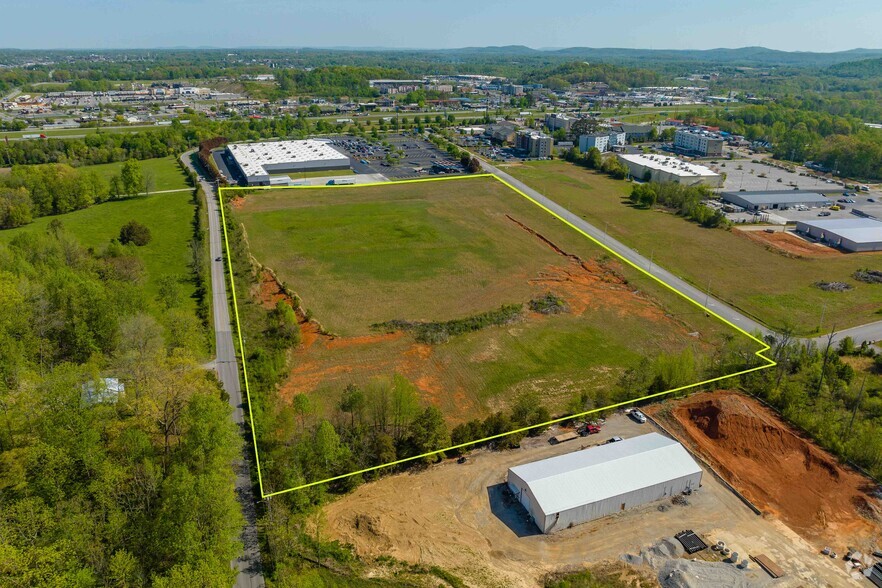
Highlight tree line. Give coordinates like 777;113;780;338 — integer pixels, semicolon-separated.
0;228;242;586
0;159;149;229
629;182;729;228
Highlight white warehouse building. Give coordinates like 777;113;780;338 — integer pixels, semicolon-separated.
507;433;702;534
226;139;350;186
617;153;722;187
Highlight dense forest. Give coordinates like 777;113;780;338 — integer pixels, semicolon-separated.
0;226;243;585
684;100;882;180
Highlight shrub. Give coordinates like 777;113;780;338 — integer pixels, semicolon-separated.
118;220;152;246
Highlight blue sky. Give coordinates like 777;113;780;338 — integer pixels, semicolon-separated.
2;0;880;52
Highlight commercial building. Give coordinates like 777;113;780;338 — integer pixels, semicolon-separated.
579;131;627;153
611;123;653;142
483;122;519;144
516;130;553;158
507;433;702;534
608;131;626;148
226;139;350;186
721;190;831;212
795;218;882;252
545;113;573;132
674;128;724;157
579;133;609;153
617;154;722;187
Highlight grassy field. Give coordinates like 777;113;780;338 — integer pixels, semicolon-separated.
0;189;198;313
501;160;882;334
0;156;191;192
77;156;191;191
233;176;736;424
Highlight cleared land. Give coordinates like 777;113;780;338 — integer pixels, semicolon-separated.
233;176;734;425
323;412;853;588
501;160;882;334
647;390;882;548
0;189;198;310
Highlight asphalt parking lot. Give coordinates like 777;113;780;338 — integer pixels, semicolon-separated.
330;134;464;180
712;158;844;192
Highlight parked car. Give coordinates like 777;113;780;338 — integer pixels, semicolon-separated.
605;436;623;444
630;410;647;424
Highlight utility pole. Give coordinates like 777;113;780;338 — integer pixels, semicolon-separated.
845;375;867;440
814;326;836;397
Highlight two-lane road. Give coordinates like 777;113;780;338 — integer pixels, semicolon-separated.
481;160;772;339
180;151;265;588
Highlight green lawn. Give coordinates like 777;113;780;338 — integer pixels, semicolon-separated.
0;190;198;314
501;160;882;334
233;176;734;424
81;156;191;191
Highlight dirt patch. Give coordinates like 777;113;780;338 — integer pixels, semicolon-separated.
229;195;246;209
647;390;882;546
735;229;841;258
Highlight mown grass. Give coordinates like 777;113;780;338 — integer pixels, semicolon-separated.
502;160;882;334
0;189;198;313
82;156;191;191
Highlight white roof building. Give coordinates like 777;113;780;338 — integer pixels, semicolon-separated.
617;153;722;187
796;218;882;252
226;139;350;185
507;433;702;533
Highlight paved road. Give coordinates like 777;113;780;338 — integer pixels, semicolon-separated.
180;151;265;588
481;160;773;339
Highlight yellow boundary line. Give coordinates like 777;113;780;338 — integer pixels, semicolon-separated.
217;174;775;498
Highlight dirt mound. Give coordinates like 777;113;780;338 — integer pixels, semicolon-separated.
651;391;882;545
735;229;841;258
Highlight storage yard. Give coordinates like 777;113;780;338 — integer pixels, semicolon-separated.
324;404;867;587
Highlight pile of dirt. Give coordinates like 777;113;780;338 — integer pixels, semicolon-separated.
735;229;840;258
649;391;882;545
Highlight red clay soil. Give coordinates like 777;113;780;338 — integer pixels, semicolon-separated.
648;390;882;546
735;229;842;258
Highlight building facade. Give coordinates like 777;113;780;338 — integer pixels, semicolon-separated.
579;133;610;153
674;128;724;157
721;190;831;212
517;130;553;158
796;218;882;252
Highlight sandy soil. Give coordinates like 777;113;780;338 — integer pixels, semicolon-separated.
647;390;882;548
323;413;856;588
735;228;842;258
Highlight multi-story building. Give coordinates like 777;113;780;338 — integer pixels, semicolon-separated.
545;113;573;132
516;130;553;158
579;133;610;153
674;128;724;157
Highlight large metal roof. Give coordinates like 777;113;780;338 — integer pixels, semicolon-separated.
797;218;882;244
722;190;831;206
508;433;702;516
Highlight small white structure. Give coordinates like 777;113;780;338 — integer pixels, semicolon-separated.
226;139;350;185
82;378;124;406
507;433;702;533
617;153;722;187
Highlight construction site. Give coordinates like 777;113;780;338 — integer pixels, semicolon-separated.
323;391;882;587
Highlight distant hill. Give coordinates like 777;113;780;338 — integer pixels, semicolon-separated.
543;46;882;67
828;56;882;77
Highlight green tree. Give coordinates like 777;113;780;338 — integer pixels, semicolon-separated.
584;147;602;169
120;160;144;197
119;220;152;246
